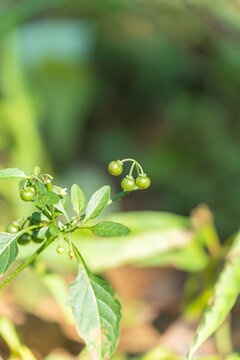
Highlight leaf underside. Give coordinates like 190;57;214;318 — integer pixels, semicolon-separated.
68;244;121;360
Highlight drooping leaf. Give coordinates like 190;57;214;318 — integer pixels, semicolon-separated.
71;184;86;216
0;168;26;181
0;241;18;275
84;186;110;223
186;231;240;360
68;244;121;360
42;191;60;205
89;221;130;237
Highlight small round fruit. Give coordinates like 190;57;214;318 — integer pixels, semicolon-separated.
108;161;123;176
136;175;151;189
20;186;36;202
121;176;135;191
57;246;64;254
69;251;74;258
17;233;31;246
6;224;19;234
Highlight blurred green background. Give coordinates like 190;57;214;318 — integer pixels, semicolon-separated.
1;1;240;360
1;0;240;237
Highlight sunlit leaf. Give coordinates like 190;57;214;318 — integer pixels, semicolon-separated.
68;244;121;360
71;184;86;216
42;191;60;205
0;241;18;275
89;221;130;237
84;186;110;223
0;168;26;181
0;232;22;256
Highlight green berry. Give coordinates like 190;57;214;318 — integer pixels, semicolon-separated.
108;161;123;176
136;175;151;189
121;176;135;191
6;224;19;234
69;250;74;258
20;186;36;202
17;233;31;246
57;246;64;254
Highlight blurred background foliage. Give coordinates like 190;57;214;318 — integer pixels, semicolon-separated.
1;0;240;236
1;0;240;359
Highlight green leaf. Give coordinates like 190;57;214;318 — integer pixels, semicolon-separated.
68;244;121;360
35;227;49;240
0;232;22;256
89;221;130;237
71;184;86;216
54;194;69;219
32;212;50;222
37;181;48;195
42;191;60;205
0;168;26;181
0;241;18;275
186;231;240;360
84;186;110;223
48;225;59;237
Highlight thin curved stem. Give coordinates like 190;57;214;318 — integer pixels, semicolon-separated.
121;158;144;174
135;163;140;176
107;190;132;206
129;162;136;177
0;235;56;290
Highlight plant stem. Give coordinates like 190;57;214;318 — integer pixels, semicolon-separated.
0;236;56;290
67;190;133;233
121;158;144;174
129;162;135;177
46;180;56;226
107;190;131;205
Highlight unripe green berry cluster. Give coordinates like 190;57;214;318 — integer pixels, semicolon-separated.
5;223;45;245
6;223;74;258
108;159;150;191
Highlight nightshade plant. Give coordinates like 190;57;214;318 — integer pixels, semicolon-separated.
0;159;150;360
